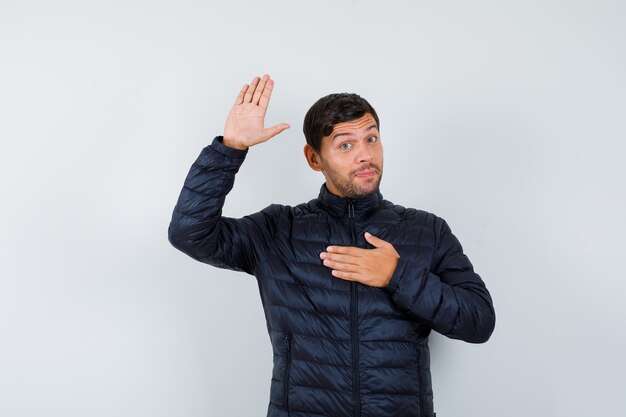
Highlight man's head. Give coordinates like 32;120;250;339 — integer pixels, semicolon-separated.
303;93;380;153
303;93;383;199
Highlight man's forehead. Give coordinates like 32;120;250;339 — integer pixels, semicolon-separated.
329;114;378;136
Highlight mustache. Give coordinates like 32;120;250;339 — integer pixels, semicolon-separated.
351;163;381;176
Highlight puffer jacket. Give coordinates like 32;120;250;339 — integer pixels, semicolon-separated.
169;137;495;417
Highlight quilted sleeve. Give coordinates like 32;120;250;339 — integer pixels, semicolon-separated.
385;218;496;343
168;136;275;275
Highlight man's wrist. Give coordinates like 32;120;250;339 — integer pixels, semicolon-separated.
222;137;249;151
210;136;249;160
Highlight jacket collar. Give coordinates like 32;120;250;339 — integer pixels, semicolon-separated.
318;184;384;220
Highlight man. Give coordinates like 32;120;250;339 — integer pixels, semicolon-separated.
169;74;495;417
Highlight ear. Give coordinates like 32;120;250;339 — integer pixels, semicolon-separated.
304;144;323;172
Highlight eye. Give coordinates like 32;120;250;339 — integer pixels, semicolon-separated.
340;143;352;150
367;136;378;143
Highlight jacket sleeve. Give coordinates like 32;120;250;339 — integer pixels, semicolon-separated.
385;217;495;343
168;136;275;275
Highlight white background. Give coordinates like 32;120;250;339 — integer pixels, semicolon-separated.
1;1;625;416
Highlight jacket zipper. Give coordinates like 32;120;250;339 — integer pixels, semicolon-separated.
417;348;424;417
348;202;361;417
284;333;292;411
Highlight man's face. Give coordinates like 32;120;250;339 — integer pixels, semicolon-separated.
308;113;384;199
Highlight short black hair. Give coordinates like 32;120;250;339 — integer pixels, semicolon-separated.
303;93;379;152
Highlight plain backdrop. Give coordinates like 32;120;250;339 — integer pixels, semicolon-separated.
1;0;625;416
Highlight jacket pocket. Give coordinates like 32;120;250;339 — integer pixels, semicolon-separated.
283;333;293;410
416;345;435;417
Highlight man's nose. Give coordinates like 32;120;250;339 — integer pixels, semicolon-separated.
356;146;373;163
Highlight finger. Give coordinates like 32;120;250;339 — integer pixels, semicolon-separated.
261;123;290;141
252;74;270;105
331;269;358;282
258;78;275;110
364;232;388;248
326;245;363;255
234;84;249;105
323;258;359;273
243;76;260;103
320;252;361;265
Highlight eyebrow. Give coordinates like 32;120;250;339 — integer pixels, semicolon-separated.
331;125;379;141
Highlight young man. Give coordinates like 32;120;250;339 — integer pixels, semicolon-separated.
169;74;495;417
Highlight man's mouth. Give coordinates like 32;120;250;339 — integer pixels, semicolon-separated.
355;169;377;179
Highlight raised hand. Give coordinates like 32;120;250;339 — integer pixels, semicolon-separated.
319;232;400;288
223;74;290;150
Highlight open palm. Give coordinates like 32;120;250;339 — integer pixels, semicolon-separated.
223;74;290;150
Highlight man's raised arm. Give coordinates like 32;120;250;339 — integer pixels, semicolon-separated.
168;74;290;274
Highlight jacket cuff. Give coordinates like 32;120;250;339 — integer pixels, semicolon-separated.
385;257;409;294
208;136;248;161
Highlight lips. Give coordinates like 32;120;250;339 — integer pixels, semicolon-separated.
355;169;377;178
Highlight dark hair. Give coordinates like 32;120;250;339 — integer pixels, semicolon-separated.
303;93;379;152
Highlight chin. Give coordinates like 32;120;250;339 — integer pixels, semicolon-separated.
351;184;380;199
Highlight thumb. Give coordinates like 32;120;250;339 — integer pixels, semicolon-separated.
262;123;290;141
364;232;387;248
